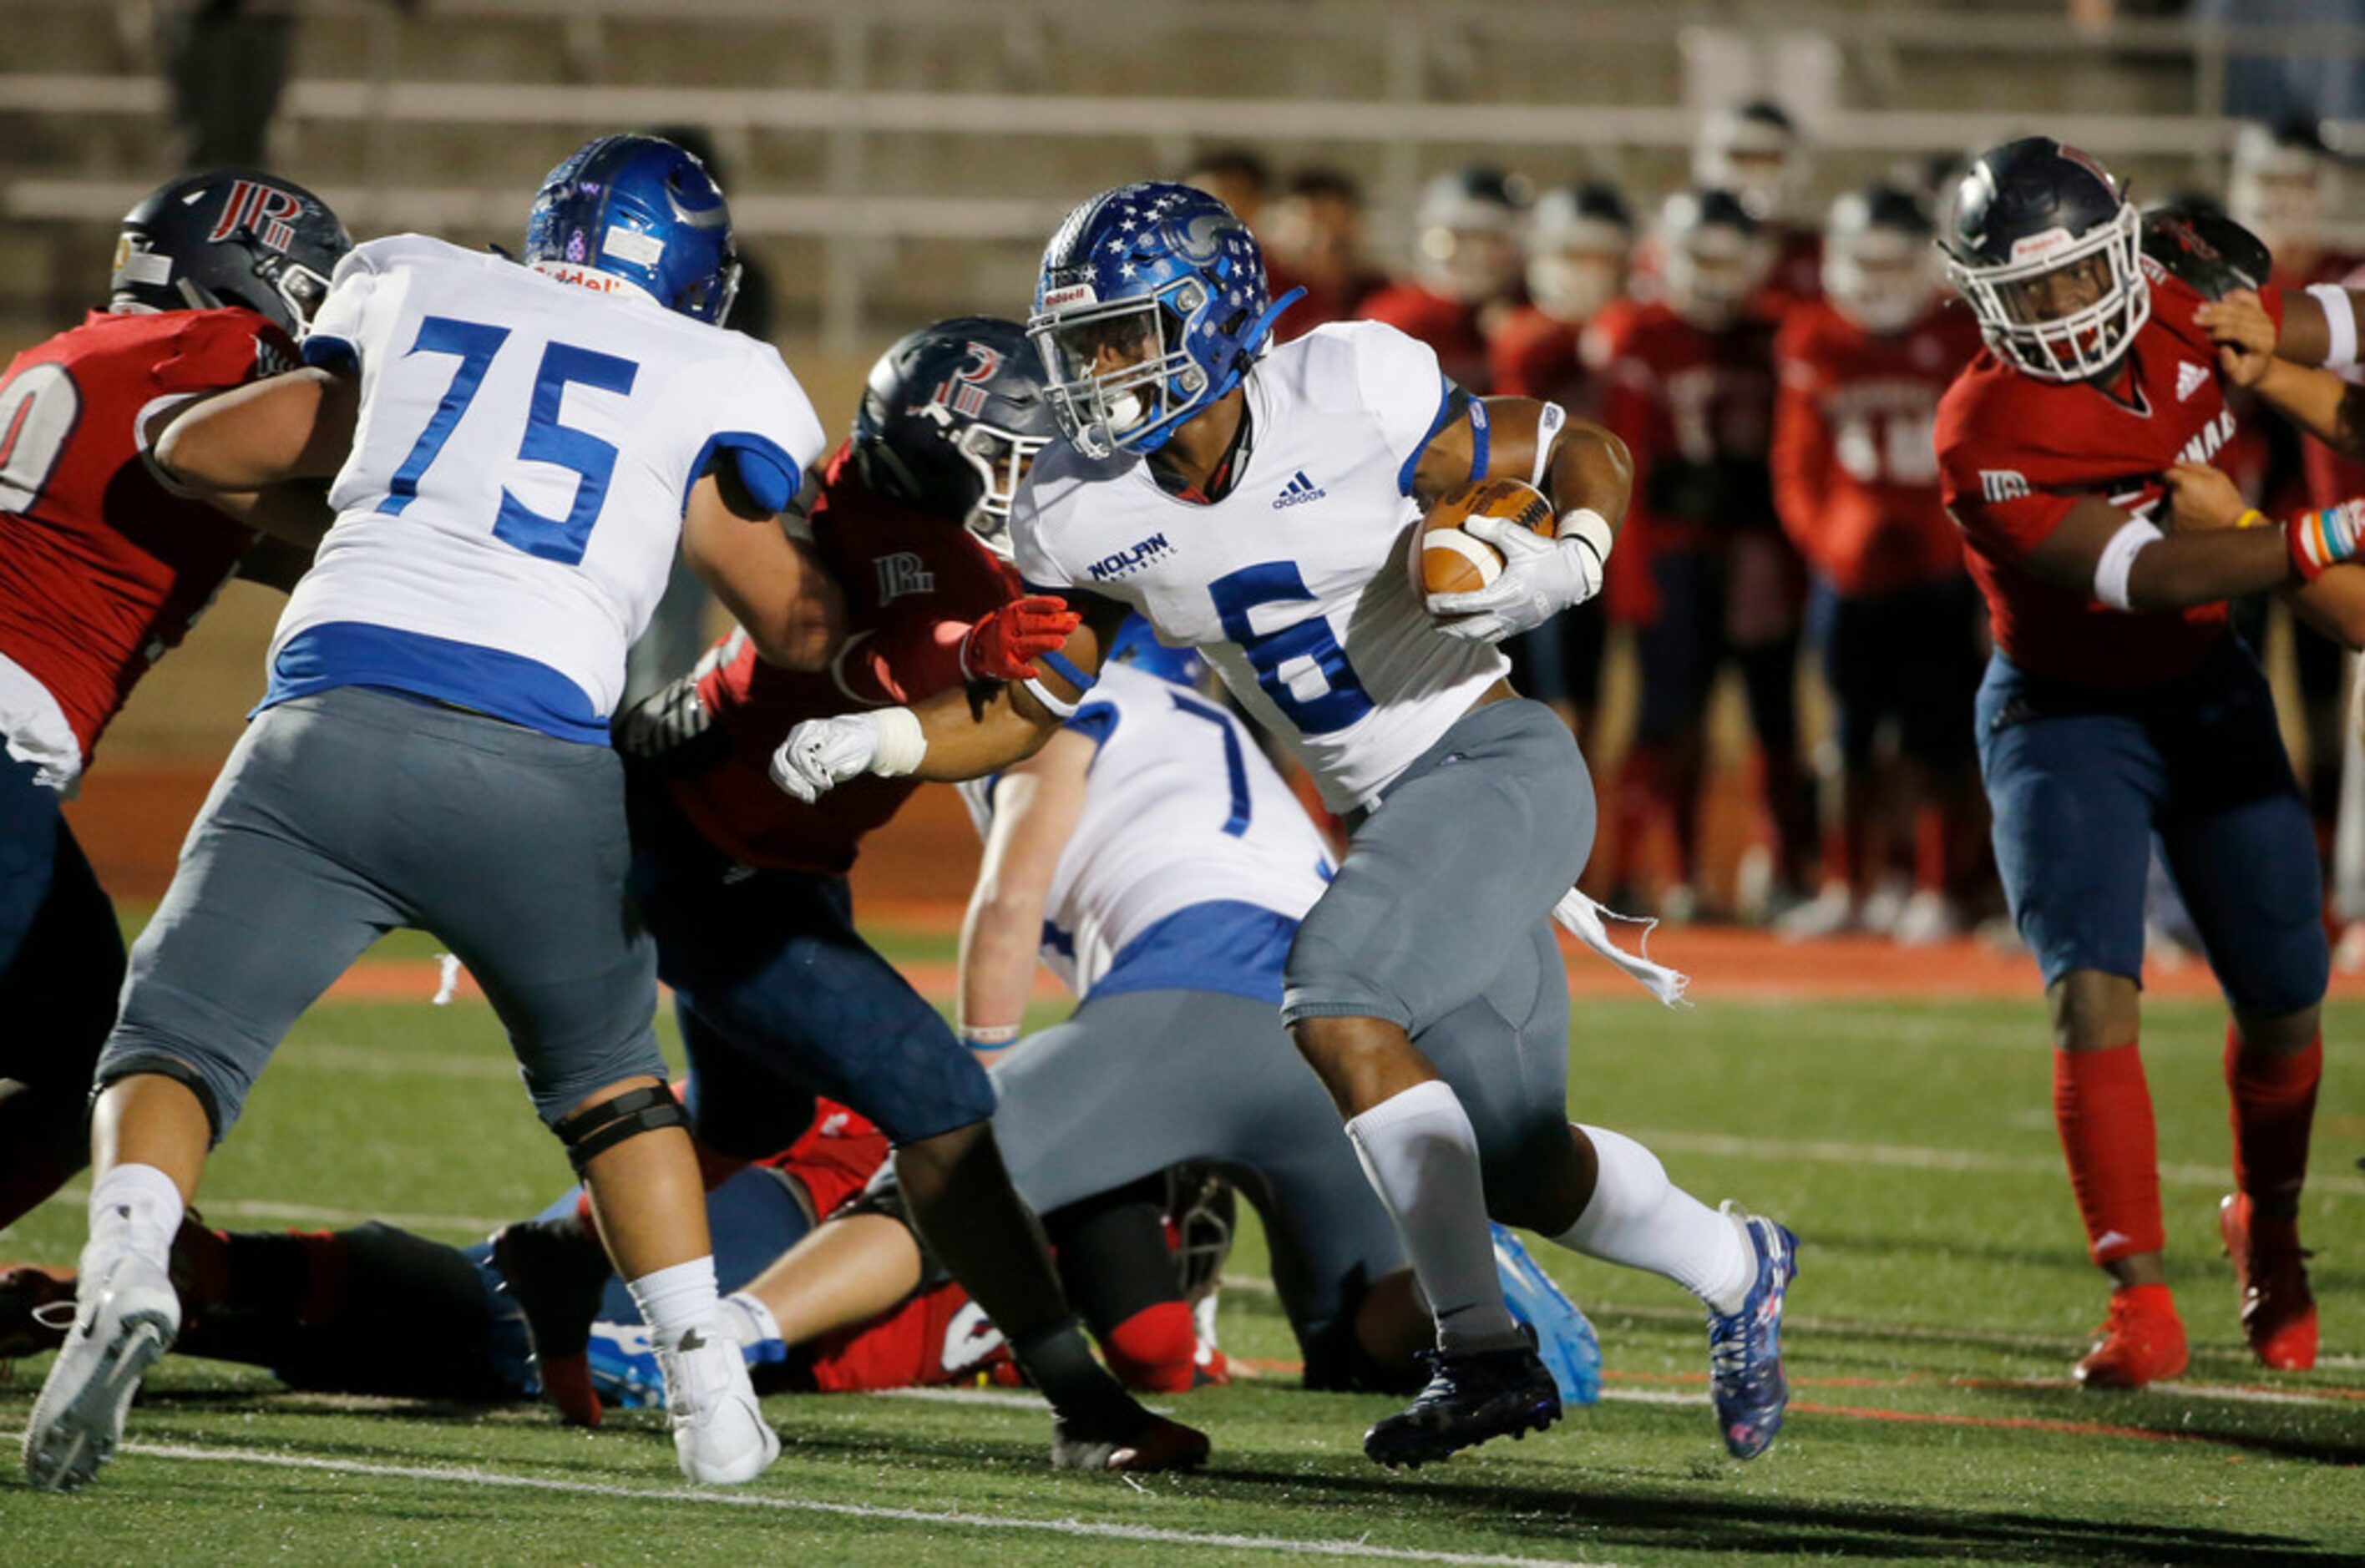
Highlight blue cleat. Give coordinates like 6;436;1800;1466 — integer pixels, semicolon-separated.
1490;1224;1601;1406
1706;1204;1798;1460
1362;1330;1561;1469
582;1322;666;1410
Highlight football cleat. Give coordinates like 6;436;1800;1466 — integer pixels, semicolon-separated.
1051;1411;1212;1473
1706;1206;1798;1460
1491;1225;1601;1405
491;1216;615;1429
661;1326;779;1485
22;1247;180;1493
1362;1330;1561;1469
2219;1194;2317;1371
2073;1283;2188;1389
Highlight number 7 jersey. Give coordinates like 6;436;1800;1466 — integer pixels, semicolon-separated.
270;235;824;742
1011;321;1504;812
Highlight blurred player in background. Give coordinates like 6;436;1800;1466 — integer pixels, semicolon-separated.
1694;99;1821;307
1593;188;1816;922
773;180;1796;1470
0;170;348;1235
1265;168;1388;337
613;316;1206;1473
1772;185;1985;943
1360;166;1531;392
25;134;835;1492
1491;181;1637;751
1936;138;2346;1388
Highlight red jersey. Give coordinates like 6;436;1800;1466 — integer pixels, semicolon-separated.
1935;271;2284;688
760;1098;889;1221
1772;298;1982;597
1589;296;1780;621
1760;226;1824;313
1356;280;1496;392
661;443;1019;875
1488;305;1603;416
0;308;293;768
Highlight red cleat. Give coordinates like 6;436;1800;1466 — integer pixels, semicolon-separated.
2220;1194;2317;1371
2073;1284;2188;1389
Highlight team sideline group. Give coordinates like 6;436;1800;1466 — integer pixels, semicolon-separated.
0;108;2353;1495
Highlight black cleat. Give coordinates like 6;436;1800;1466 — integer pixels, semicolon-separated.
1362;1333;1561;1469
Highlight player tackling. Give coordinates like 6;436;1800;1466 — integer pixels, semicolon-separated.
775;181;1799;1467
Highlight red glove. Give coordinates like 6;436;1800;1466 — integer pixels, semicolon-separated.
960;594;1081;681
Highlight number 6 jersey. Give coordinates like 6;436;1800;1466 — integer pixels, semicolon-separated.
271;235;825;742
1011;321;1503;812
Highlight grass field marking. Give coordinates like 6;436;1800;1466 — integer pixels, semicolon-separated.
43;1185;506;1235
1631;1127;2365;1197
0;1432;1623;1567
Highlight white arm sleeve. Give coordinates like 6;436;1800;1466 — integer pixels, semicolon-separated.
2092;517;2163;611
2308;282;2359;374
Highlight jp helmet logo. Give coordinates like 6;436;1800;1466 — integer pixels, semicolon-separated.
207;180;306;253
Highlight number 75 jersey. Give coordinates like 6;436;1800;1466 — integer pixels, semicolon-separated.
1012;321;1504;812
270;235;824;743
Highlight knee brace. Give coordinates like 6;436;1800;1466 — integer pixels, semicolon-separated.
551;1084;688;1176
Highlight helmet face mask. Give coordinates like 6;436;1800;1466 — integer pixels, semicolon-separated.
1525;181;1633;326
950;419;1047;557
1695;102;1806;223
852;315;1057;558
1660;190;1770;331
1029;182;1289;459
1823;186;1940;336
1948;200;2148;382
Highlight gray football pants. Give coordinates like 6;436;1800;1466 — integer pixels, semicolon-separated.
99;685;666;1137
1281;697;1593;1172
989;985;1408;1371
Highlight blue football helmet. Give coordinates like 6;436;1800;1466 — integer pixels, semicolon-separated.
1029;181;1302;458
852;316;1058;560
524;134;740;325
1107;614;1208;688
1942;137;2148;382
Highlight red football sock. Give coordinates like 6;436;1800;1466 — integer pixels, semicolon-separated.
2225;1025;2320;1237
2054;1043;2165;1265
1098;1300;1200;1393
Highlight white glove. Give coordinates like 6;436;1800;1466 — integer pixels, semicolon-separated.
1429;513;1607;643
771;713;881;803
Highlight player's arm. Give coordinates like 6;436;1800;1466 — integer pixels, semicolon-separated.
2170;460;2365;650
680;464;844;673
2197;287;2365;461
151;367;359;493
2010;493;2299;611
956;731;1093;1065
1410;395;1634;640
771;594;1126;802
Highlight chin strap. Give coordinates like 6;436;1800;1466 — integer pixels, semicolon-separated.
1237;286;1307;363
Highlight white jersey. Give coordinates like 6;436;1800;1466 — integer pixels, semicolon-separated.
269;235;824;742
960;662;1333;999
1011;321;1503;811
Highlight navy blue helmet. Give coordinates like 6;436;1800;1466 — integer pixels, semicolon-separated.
1942;137;2148;382
524;134;739;325
1029;181;1302;458
1823;183;1939;335
853;316;1057;559
110;169;351;339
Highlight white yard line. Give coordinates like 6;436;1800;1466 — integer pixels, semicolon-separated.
1631;1128;2365;1197
42;1186;506;1235
0;1432;1617;1567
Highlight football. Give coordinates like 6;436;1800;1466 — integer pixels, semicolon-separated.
1415;477;1557;602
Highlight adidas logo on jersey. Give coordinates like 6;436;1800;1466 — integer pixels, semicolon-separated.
1272;470;1327;509
2175;361;2211;402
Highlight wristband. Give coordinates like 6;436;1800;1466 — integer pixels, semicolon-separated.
1556;506;1613;564
2091;517;2161;610
2235;508;2267;530
2308;283;2358;373
2287;506;2352;582
960;1024;1020;1050
869;706;927;777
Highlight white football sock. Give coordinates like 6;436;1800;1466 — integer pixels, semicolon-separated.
626;1256;722;1350
85;1163;183;1267
1550;1125;1754;1315
720;1290;781;1348
1345;1080;1523;1353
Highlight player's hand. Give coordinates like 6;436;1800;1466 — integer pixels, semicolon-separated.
2195;290;2277;388
2162;462;2249;533
960;594;1081;682
770;714;881;802
1429;513;1606;642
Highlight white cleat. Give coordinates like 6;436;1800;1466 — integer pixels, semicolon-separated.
23;1247;180;1493
661;1326;778;1485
